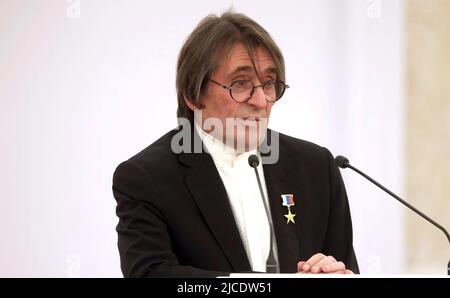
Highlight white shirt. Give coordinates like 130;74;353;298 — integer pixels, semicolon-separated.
195;123;277;272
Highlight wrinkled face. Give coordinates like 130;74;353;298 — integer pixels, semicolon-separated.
194;43;276;152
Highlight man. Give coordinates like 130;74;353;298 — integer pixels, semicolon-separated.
112;11;359;277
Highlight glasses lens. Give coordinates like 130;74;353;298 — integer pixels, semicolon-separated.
231;80;254;102
230;80;287;102
264;80;286;102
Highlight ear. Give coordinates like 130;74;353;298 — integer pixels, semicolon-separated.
184;95;201;112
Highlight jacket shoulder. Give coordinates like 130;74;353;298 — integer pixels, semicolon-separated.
277;131;331;159
128;129;179;166
273;130;337;174
113;129;183;182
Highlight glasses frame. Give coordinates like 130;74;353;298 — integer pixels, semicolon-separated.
208;78;289;103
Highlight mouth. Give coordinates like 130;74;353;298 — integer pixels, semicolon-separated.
240;116;260;121
236;117;262;127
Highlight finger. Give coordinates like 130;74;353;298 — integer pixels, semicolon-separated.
302;253;326;272
311;256;336;273
323;261;345;273
297;261;306;272
345;269;354;274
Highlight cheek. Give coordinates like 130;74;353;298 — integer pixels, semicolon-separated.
265;103;273;117
213;97;240;118
226;102;242;118
202;93;238;119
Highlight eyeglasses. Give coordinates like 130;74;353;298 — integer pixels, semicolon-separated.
208;79;289;103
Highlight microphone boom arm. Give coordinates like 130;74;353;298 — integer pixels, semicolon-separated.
336;155;450;275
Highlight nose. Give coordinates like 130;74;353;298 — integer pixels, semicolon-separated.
246;85;267;109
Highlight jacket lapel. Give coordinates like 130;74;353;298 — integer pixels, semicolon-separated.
177;127;306;273
262;131;304;272
178;130;251;272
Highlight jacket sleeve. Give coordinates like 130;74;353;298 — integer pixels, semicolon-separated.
322;148;360;273
112;160;229;278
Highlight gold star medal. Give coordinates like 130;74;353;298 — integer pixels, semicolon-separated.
281;194;296;224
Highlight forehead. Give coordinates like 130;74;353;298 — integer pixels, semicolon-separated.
217;43;275;76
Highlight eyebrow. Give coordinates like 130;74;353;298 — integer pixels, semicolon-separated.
227;66;277;79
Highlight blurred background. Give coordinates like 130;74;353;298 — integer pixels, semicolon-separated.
0;0;448;277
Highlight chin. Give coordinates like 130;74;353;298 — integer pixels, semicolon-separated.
235;127;267;153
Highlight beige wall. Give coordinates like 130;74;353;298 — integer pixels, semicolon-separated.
406;0;450;274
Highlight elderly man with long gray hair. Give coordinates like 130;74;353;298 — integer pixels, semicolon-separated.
113;11;359;277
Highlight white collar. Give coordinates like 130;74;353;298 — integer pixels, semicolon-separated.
194;121;258;168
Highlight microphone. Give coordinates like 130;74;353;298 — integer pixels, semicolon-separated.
335;155;450;275
248;154;280;273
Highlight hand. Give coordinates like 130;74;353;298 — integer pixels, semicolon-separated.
297;253;354;274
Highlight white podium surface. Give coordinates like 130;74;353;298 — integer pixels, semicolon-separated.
224;273;449;278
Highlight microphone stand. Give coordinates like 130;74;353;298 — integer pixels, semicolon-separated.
249;155;279;273
336;155;450;275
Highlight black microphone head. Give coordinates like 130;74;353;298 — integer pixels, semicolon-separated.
248;154;260;168
335;155;350;168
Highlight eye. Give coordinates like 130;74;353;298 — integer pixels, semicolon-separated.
232;80;252;91
264;80;276;88
233;80;248;87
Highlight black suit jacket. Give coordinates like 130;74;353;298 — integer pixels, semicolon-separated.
112;128;359;277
